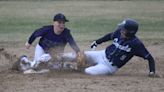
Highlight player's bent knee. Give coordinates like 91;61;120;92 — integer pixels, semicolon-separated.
39;54;52;62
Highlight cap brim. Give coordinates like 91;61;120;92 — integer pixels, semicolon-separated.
65;19;69;22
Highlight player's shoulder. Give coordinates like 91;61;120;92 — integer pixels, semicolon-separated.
131;37;144;46
42;25;53;29
38;25;53;33
64;27;70;31
63;27;71;33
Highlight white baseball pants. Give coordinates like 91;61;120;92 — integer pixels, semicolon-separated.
33;44;69;69
84;50;118;75
34;44;51;63
32;45;118;75
62;50;118;75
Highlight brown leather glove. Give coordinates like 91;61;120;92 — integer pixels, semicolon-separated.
76;51;86;68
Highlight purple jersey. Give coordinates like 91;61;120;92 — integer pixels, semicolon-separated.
28;25;80;53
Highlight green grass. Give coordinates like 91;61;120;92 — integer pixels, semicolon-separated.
0;1;164;42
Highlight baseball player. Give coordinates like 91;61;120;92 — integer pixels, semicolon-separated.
83;18;156;77
22;13;80;70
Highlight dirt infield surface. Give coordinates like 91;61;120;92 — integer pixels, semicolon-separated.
0;41;164;92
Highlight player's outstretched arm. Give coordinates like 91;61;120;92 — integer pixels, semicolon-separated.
90;32;114;50
147;55;160;78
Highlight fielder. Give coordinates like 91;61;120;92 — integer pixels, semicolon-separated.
83;18;156;77
17;13;81;73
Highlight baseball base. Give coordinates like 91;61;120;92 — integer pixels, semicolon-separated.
23;69;50;74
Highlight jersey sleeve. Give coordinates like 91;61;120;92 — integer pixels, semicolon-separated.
134;42;150;59
28;26;48;44
134;42;155;73
96;32;113;44
96;25;121;44
65;29;80;53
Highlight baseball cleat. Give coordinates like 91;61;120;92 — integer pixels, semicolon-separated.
20;55;28;63
19;55;31;71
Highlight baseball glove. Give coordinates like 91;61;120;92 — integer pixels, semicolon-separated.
76;51;87;68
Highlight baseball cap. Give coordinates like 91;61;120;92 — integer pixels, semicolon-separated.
53;13;69;22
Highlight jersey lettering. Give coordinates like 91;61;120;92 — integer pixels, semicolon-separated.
113;38;131;52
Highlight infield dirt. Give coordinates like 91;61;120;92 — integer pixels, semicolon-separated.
0;41;164;92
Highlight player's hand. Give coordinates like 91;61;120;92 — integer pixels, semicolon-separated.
148;72;160;78
25;42;31;49
90;41;97;50
76;51;86;69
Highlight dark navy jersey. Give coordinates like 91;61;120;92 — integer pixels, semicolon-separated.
28;25;80;53
96;25;155;72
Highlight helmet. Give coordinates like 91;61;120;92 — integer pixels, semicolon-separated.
120;18;139;37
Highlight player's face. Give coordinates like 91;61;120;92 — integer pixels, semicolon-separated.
53;21;65;34
121;29;128;38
